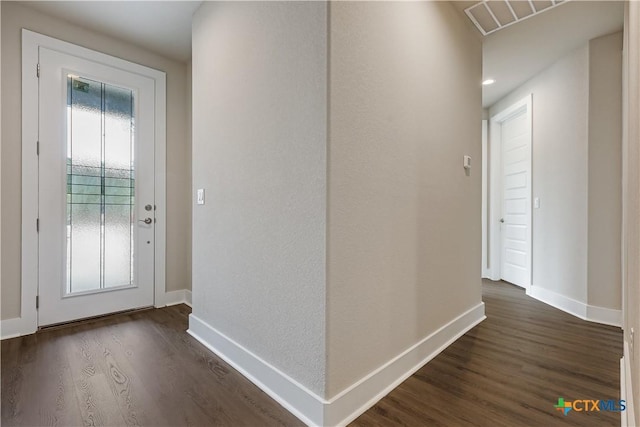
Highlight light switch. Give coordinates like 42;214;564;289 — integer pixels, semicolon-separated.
196;189;205;205
534;197;540;209
463;155;472;170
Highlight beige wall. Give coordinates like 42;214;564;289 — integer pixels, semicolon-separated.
0;2;191;320
326;1;482;398
588;32;622;310
191;2;328;395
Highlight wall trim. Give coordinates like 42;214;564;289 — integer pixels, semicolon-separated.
586;304;622;327
1;318;28;340
188;314;325;426
527;286;622;327
621;341;636;426
188;302;486;426
163;289;192;308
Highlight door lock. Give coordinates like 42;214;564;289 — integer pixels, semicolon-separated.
145;204;153;211
139;217;153;225
500;218;505;223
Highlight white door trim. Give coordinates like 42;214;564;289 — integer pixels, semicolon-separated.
481;119;490;278
488;94;532;288
20;29;166;335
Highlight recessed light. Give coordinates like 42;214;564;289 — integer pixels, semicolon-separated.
482;79;496;86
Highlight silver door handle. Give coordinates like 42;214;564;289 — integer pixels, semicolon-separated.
500;218;505;223
139;218;153;225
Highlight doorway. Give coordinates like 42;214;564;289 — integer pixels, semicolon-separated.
22;30;167;328
488;94;532;289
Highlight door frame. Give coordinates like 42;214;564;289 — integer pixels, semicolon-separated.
21;29;166;334
487;94;532;289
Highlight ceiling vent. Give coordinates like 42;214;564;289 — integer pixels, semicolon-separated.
465;0;570;36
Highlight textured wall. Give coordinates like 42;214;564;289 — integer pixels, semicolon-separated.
490;46;590;303
326;1;482;398
587;32;622;310
191;2;327;395
0;2;191;320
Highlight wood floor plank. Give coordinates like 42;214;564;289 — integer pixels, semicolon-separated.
2;280;623;426
351;280;623;427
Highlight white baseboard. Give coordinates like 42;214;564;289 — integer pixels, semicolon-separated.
188;302;486;426
324;302;486;426
587;304;622;327
188;314;325;426
162;289;192;308
622;341;636;427
527;286;622;327
1;317;32;340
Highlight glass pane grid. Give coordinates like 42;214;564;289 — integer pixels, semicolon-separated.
66;76;136;295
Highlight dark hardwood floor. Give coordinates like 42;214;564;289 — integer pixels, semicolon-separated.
1;304;303;427
1;280;623;426
352;280;623;427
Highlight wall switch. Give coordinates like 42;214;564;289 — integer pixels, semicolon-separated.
463;155;472;170
534;197;540;209
196;189;205;205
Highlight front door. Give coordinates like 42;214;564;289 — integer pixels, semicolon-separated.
37;47;156;326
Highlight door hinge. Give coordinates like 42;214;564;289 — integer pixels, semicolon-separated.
36;295;39;309
37;63;40;78
36;218;39;232
36;141;40;156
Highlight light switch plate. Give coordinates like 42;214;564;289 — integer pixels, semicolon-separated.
534;197;540;209
197;189;205;205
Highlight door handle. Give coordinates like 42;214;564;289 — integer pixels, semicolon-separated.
139;218;153;225
500;218;505;223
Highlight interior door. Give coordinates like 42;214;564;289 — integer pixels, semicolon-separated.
500;107;531;288
38;47;156;326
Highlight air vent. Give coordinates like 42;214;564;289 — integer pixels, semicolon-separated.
465;0;569;36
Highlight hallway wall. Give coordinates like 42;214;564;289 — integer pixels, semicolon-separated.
191;1;328;396
190;1;483;423
326;1;483;398
588;32;623;311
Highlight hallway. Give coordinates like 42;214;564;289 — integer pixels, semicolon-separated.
354;280;623;426
1;281;623;426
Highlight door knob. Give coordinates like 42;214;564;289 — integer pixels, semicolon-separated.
500;218;505;223
139;218;153;225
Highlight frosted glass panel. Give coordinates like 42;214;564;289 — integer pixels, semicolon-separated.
66;76;135;295
69;204;101;292
104;205;132;288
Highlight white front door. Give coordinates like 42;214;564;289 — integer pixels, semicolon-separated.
499;100;532;288
37;47;156;326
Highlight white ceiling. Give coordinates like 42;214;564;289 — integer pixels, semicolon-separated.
23;1;624;102
452;1;624;108
23;1;202;63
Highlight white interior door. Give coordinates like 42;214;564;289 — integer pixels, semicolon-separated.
38;47;156;326
499;102;532;288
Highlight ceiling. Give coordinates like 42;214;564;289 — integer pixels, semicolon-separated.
453;1;624;107
22;1;202;63
22;1;624;104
